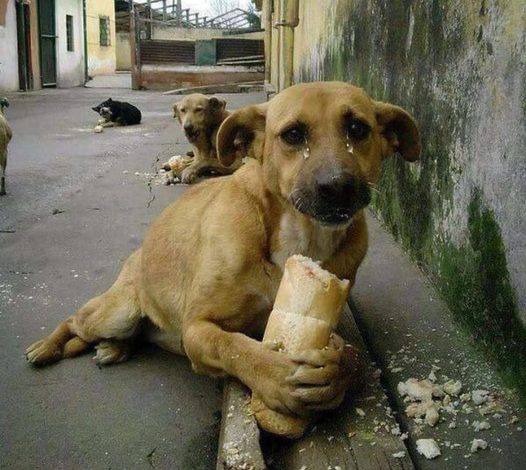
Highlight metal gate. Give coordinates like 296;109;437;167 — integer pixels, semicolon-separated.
38;0;57;87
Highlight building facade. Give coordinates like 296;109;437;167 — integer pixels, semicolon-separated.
0;0;120;92
54;0;85;87
86;0;116;77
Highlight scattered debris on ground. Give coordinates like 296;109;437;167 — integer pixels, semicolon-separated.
416;438;441;459
394;366;522;461
470;438;488;453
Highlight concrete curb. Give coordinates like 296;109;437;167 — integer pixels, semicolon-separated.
217;379;266;470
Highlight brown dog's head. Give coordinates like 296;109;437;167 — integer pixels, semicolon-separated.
217;82;420;227
173;94;227;143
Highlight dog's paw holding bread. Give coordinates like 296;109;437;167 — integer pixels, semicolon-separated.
251;255;358;438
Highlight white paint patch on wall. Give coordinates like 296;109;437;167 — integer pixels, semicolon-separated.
0;0;19;91
55;0;85;87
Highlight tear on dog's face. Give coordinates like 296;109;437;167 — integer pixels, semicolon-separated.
173;94;227;144
217;82;421;228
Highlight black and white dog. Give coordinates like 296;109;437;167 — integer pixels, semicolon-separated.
92;98;142;128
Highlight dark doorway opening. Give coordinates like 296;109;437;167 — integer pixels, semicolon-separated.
16;1;32;91
38;0;57;87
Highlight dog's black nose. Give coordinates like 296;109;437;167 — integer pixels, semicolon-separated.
184;123;195;133
315;170;371;215
315;171;355;204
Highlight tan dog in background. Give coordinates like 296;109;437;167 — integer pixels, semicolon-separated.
172;93;241;184
0;98;12;196
26;82;420;418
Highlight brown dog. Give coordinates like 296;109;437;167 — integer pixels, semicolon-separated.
172;93;241;184
26;82;420;418
0;98;12;196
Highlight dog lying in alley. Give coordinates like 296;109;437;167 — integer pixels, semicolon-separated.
0;98;12;196
92;98;142;130
170;93;242;184
26;82;420;420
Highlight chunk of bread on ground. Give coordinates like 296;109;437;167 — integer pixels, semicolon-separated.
251;255;350;438
162;155;192;176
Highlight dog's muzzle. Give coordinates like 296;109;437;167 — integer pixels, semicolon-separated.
291;173;371;226
184;124;200;142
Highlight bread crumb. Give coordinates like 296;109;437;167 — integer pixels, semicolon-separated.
473;420;491;432
472;390;490;405
392;451;406;459
443;380;462;396
398;378;435;401
355;408;365;417
416;438;441;459
470;439;488;453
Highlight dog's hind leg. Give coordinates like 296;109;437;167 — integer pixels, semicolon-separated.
26;250;143;366
0;150;6;196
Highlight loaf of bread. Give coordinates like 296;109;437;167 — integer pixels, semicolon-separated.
251;255;350;438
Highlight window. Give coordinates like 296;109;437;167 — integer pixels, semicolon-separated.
66;15;74;51
99;16;110;47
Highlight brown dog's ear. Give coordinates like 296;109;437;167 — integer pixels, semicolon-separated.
208;96;226;111
375;101;421;161
216;103;267;167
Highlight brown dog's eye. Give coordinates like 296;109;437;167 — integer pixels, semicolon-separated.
180;108;186;114
347;119;370;140
280;126;306;146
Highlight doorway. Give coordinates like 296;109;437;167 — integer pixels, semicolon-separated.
38;0;57;87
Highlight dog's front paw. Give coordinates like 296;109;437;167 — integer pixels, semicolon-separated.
25;339;62;366
260;335;362;416
93;340;130;366
180;167;198;184
288;335;364;412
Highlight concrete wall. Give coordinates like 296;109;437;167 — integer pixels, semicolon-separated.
116;31;131;71
151;25;264;41
0;0;19;91
269;0;526;395
55;0;85;87
86;0;116;76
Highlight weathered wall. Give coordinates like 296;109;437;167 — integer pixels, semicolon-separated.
285;0;526;394
55;0;85;87
0;0;19;91
86;0;116;76
116;31;131;71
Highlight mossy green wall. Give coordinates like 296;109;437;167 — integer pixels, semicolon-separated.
291;0;526;398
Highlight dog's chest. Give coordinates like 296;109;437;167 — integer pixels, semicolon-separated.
271;213;345;269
